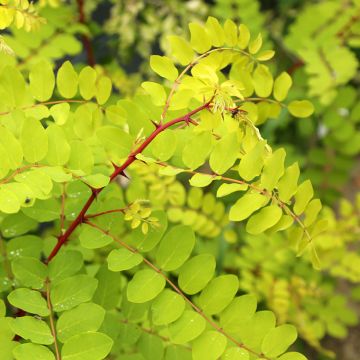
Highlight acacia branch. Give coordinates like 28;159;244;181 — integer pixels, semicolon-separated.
46;101;211;262
84;220;269;360
45;279;61;360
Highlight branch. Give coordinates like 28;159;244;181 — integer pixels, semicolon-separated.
46;101;211;262
84;220;270;360
76;0;95;67
45;279;61;360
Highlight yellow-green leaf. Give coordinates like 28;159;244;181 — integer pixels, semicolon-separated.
56;61;78;99
273;72;292;101
288;100;314;118
150;55;178;81
189;22;212;54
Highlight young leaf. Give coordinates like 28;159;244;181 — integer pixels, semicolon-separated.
273;72;292;101
249;33;262;54
45;124;71;166
141;81;166;106
229;193;268;221
29;60;55;102
205;17;225;47
238;24;250;49
253;64;273;98
167;35;194;65
79;66;97;100
288;100;314;118
189;22;212;53
217;183;248;197
224;19;238;46
294;180;314;215
150;55;178;81
56;61;78;98
277;162;300;202
209;133;239;175
246;205;283;234
21;117;48;163
238;140;266;181
48;250;83;283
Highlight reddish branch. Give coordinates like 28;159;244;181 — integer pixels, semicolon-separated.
76;0;96;67
46;101;211;262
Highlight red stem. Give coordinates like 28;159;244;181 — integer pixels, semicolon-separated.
46;102;211;262
76;0;96;67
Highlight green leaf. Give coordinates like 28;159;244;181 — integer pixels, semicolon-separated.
224;19;238;46
0;212;37;238
29;60;55;102
156;225;195;271
138;332;164;360
246;205;283;234
95;76;112;105
151;289;185;325
278;352;308;360
261;324;297;357
45;124;70;166
229;193;268;221
11;257;47;289
277;162;300;202
192;331;227;360
205;17;225;47
22;198;60;222
68;140;94;174
260;148;286;191
150;55;178;81
141;82;166;106
82;174;110;189
168;310;206;344
50;103;70;126
79;224;113;249
182;132;213;170
107;248;143;272
150;130;177;161
253;64;273;98
0;188;20;214
96;126;133;161
93;266;122;310
8;288;50;316
216;183;248;197
198;275;238;315
294;180;313;215
167;35;194;65
249;33;262;54
51;274;98;312
238;140;266;181
79;66;97;100
178;254;216;295
21;118;48;163
238;311;276;349
0;126;23;170
273;72;292;102
48;250;83;283
56;61;78;98
127;269;165;303
209;133;238;175
189;22;212;53
57;302;106;343
105;105;126;126
220;295;257;334
62;332;113;360
7;235;42;260
288;100;314;118
0;299;5;317
10;316;53;345
238;24;250;49
189;173;216;187
223;347;249;360
13;343;55;360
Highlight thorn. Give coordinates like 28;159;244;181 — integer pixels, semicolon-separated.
150;119;161;129
120;171;129;179
111;161;120;171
